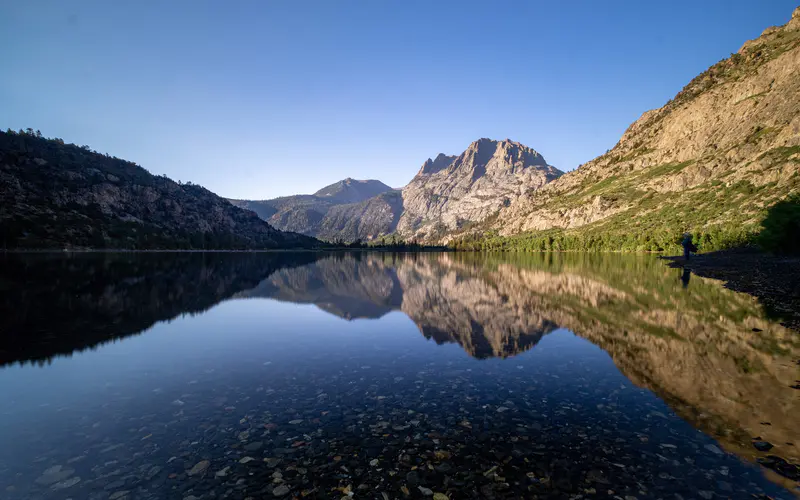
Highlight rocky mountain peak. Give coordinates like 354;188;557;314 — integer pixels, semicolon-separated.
789;6;800;29
397;138;563;239
419;153;457;175
461;138;549;174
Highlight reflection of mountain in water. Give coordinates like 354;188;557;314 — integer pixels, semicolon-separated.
0;252;317;366
2;251;797;482
239;254;555;359
243;252;800;473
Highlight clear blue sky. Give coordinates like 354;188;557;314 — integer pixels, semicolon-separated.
2;1;797;199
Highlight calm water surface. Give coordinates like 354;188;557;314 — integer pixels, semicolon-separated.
0;252;798;499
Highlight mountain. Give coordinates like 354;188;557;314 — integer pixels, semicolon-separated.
313;178;394;203
238;139;562;243
397;138;563;240
228;178;395;237
316;190;404;242
452;7;800;251
0;130;318;250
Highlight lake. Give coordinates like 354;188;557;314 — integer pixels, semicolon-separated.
0;252;798;499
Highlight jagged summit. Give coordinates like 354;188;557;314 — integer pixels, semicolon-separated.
419;153;457;175
397;138;563;239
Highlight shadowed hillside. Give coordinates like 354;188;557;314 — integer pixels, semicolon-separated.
0;130;318;250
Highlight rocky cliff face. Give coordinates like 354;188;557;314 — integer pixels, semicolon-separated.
485;8;800;240
398;139;563;240
0;131;317;249
229;178;395;237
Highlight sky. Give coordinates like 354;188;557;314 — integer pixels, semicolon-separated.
2;1;798;200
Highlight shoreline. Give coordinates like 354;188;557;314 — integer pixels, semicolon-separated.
662;249;800;333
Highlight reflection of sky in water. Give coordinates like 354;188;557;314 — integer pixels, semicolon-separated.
1;297;795;499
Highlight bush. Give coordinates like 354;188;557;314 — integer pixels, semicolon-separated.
758;194;800;254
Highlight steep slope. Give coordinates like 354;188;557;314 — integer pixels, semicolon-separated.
229;178;394;237
398;139;563;240
460;8;800;251
316;190;403;242
0;131;317;249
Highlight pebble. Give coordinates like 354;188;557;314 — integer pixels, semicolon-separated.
187;460;210;476
51;476;81;490
273;484;290;496
35;465;75;485
244;441;263;451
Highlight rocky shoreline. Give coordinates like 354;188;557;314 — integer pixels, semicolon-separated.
663;249;800;332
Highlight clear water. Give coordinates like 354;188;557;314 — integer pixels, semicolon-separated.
0;252;798;499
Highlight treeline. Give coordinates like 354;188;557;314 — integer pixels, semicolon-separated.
447;225;758;253
325;236;447;252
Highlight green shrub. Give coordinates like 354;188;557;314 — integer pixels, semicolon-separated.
758;194;800;254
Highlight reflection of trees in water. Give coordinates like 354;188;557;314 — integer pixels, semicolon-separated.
252;252;800;473
2;251;798;481
420;253;800;468
0;252;317;367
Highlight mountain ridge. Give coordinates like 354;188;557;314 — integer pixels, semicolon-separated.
0;130;318;250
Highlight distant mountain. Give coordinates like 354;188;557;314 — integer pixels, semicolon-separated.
0;130;318;250
229;178;395;238
313;178;394;203
452;6;800;251
316;190;403;242
239;139;562;243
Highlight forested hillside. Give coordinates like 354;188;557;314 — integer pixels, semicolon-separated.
0;130;318;250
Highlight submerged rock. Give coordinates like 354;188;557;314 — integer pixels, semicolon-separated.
187;460;210;476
